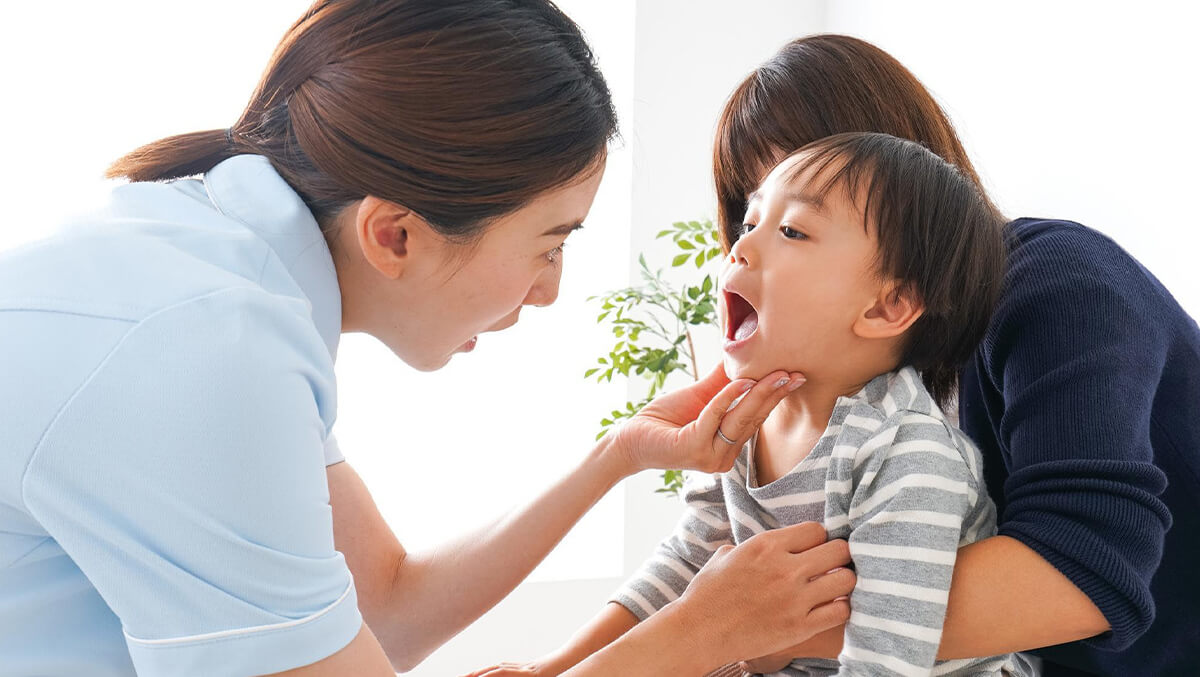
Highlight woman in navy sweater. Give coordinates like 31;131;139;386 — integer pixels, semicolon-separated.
711;35;1199;675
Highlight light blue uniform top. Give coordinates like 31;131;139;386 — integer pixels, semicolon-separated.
0;155;362;676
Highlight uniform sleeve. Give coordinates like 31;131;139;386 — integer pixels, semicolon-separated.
837;418;972;677
611;470;733;620
981;224;1172;650
21;288;362;677
324;433;346;466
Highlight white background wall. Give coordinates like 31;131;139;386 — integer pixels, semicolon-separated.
2;2;1197;675
822;0;1200;320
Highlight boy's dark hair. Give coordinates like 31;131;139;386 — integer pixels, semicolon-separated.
777;132;1007;406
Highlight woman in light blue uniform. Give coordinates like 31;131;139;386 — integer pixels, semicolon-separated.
0;2;854;675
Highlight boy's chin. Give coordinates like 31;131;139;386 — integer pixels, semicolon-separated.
724;353;806;384
722;355;771;383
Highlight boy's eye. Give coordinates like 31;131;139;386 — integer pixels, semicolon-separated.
780;225;807;240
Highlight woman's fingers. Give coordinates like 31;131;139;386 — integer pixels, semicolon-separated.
676;525;850;662
460;666;537;677
694;378;757;446
759;521;830;556
805;597;853;631
711;370;805;448
806;566;857;601
793;538;853;579
694;361;734;401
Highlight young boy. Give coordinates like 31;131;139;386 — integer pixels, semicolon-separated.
488;133;1036;676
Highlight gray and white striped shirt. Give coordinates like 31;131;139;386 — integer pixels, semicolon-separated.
613;367;1036;676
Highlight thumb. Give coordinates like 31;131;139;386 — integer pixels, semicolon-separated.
694;378;755;440
692;362;733;401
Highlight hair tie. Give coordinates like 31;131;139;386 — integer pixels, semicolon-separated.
225;127;235;147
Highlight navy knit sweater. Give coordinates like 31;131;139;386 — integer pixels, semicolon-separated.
959;218;1200;676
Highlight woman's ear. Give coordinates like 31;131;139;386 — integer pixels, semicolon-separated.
853;280;925;340
354;195;427;280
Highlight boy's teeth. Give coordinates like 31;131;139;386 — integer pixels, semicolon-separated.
734;311;758;341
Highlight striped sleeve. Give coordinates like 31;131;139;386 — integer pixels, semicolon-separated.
611;472;733;620
836;415;973;677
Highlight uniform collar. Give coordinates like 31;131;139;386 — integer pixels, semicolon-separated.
201;154;342;360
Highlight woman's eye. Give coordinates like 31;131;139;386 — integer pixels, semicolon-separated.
780;225;807;240
739;223;756;236
546;242;566;265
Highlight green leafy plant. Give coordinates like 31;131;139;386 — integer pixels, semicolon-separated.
585;219;725;496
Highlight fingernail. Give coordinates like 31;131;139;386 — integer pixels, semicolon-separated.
774;377;789;389
787;376;807;391
739;381;754;393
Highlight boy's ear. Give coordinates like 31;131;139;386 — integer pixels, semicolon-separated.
853;280;925;340
355;195;430;280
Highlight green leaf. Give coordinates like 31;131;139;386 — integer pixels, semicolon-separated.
671;253;690;267
694;254;705;269
676;240;695;250
687;286;700;300
584;368;599;378
702;276;713;292
655;230;672;239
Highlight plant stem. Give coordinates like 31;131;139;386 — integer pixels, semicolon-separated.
685;328;699;381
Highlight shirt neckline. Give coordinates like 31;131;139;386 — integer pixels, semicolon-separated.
201;154;342;360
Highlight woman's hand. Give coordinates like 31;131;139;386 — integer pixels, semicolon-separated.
672;522;854;666
461;660;556;677
610;363;805;476
740;652;794;674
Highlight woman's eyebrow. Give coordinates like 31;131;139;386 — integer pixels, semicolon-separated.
541;222;584;237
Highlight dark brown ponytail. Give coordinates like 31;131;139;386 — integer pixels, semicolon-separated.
107;0;617;243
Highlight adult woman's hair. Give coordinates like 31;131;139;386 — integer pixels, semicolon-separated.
713;33;998;251
715;35;1008;402
106;0;618;248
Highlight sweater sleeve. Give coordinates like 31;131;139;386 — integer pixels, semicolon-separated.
981;221;1172;650
610;471;733;620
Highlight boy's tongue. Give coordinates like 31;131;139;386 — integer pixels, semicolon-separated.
734;311;758;341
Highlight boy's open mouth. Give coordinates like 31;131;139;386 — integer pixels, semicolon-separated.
724;289;759;342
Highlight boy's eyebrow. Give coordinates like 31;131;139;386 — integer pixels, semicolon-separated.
746;190;829;217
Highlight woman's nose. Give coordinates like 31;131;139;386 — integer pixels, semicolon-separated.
525;264;562;308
